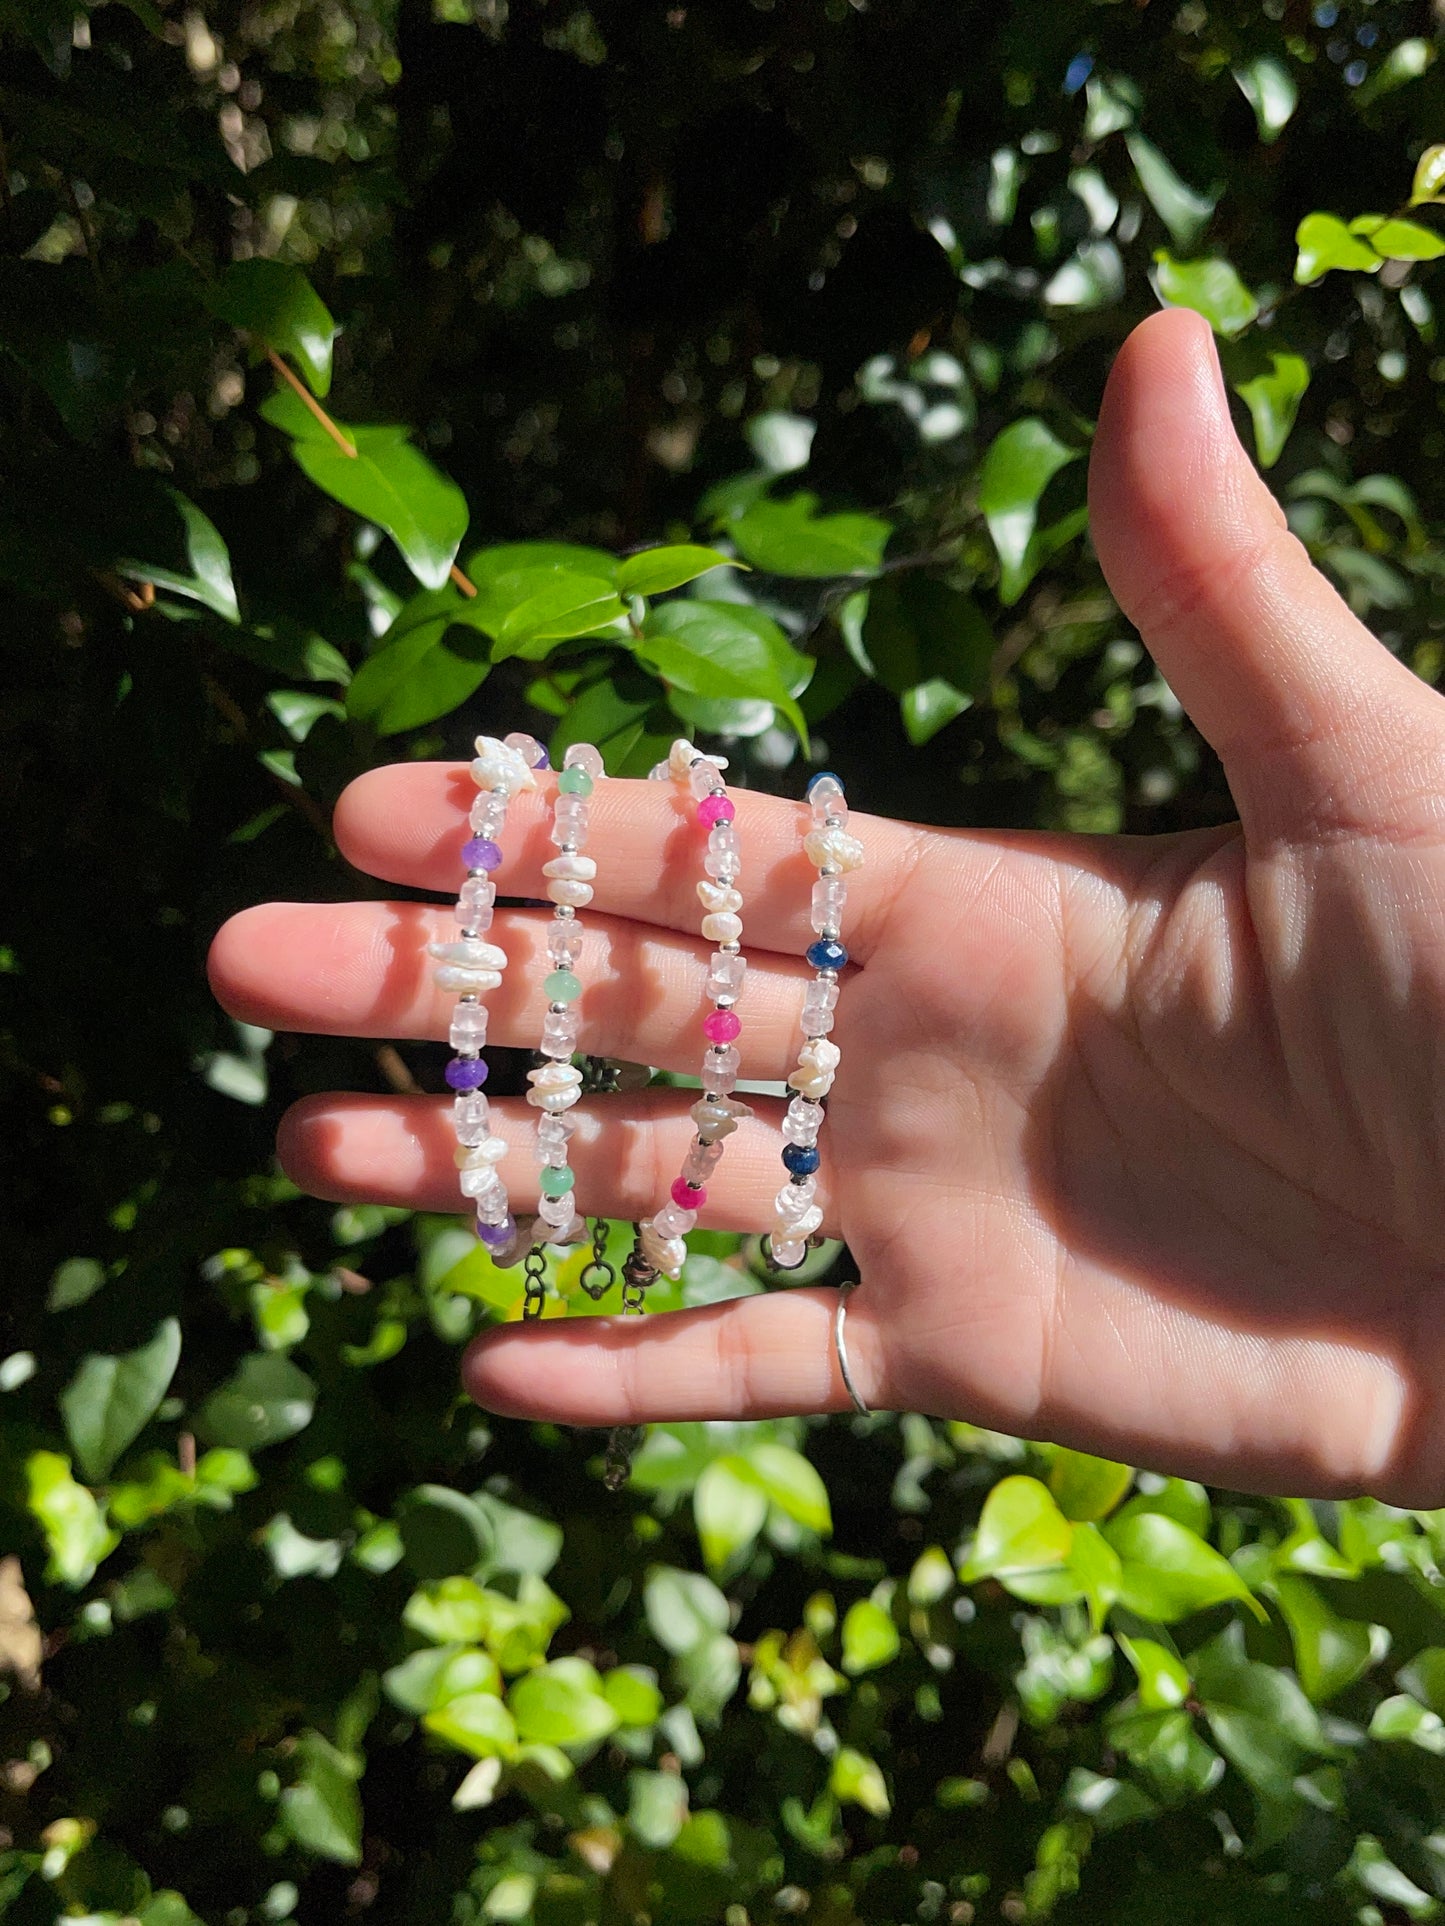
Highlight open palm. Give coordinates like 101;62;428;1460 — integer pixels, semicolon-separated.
210;310;1445;1504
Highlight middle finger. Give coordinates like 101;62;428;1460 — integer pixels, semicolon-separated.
209;898;818;1081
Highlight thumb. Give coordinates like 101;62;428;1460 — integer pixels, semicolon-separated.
1089;306;1435;837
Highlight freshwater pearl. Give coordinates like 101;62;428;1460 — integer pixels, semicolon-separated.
803;825;864;873
543;854;597;882
701;910;743;944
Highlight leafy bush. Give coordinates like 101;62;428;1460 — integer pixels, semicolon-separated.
10;2;1445;1920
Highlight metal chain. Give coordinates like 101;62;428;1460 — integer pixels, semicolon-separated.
578;1217;616;1302
522;1247;547;1322
602;1226;657;1489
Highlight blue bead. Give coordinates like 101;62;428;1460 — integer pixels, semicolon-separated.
806;769;842;799
782;1143;820;1177
806;937;848;971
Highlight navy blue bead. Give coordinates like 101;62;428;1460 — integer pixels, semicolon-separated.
806;937;848;971
805;769;842;799
782;1143;821;1177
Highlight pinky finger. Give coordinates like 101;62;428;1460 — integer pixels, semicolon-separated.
461;1286;887;1425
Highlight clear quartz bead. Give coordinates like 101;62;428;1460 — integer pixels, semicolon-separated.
454;1090;491;1145
809;776;847;823
469;793;509;839
769;1237;805;1270
541;1010;580;1059
454;897;494;932
688;758;725;800
682;1139;725;1187
563;743;605;779
810;877;848;933
504;730;546;768
704;824;740;878
537;1111;574;1146
551;802;590;849
547;921;585;966
648;760;671;781
802;977;840;1036
783;1097;824;1145
706;950;746;1002
449;1001;489;1049
460;1165;506;1204
701;1044;741;1094
654;1201;697;1238
538;1190;575;1228
776;1178;818;1222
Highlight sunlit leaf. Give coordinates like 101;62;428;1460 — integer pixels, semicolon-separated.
694;1457;768;1573
59;1317;181;1482
639;599;812;743
289;428;468;590
194;1352;316;1453
1126;133;1216;249
841;1598;900;1675
1104;1511;1264;1622
978;420;1080;599
1234;352;1310;468
278;1731;362;1864
615;544;741;597
509;1657;619;1747
1412;144;1445;206
1350;214;1445;262
1294;212;1382;284
1153;252;1259;335
25;1450;119;1588
211;259;337;396
1233;56;1297;142
729;492;890;577
960;1476;1074;1583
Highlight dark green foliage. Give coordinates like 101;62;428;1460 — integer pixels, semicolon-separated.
9;2;1445;1921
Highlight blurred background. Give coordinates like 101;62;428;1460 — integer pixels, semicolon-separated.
9;1;1445;1920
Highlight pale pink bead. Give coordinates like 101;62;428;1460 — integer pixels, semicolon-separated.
702;1008;741;1044
697;793;735;829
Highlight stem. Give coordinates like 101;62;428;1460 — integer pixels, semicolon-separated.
449;563;477;598
265;347;357;456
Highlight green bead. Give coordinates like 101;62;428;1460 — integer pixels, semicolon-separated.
539;1165;574;1198
557;767;593;797
544;969;582;1003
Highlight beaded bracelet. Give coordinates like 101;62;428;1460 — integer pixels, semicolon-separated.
433;731;547;1269
766;771;863;1269
628;738;753;1289
521;742;608;1318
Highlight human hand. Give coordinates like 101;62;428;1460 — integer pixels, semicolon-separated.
210;308;1445;1506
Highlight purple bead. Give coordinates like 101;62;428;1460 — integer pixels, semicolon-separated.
532;747;550;769
445;1055;488;1091
461;837;503;872
477;1214;516;1250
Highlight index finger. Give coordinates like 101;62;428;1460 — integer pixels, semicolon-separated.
334;762;923;962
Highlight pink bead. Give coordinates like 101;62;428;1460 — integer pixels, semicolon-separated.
697;793;735;828
703;1008;741;1043
672;1176;706;1208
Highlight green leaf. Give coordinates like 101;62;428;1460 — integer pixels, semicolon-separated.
1103;1511;1263;1623
1234;353;1309;468
901;677;971;745
629;1768;689;1849
638;599;812;744
855;575;995;696
1068;1523;1124;1630
1293;212;1382;285
424;1690;518;1760
344;587;488;735
287;429;468;590
1354;36;1434;106
1369;1693;1445;1753
493;571;626;658
1271;1573;1382;1702
841;1598;900;1675
961;1476;1074;1583
729;492;890;577
1347;1836;1439;1919
1349;214;1445;262
1412;144;1445;207
119;490;240;623
383;1644;502;1716
25;1449;120;1588
644;1566;731;1656
1117;1634;1190;1712
397;1485;495;1579
1190;1626;1326;1797
1106;1704;1224;1801
1153;253;1259;335
1233;56;1297;143
1398;1646;1445;1715
194;1352;316;1453
509;1657;620;1748
1046;1447;1133;1523
978;420;1080;600
212;259;337;397
694;1458;768;1573
1126;134;1216;249
740;1442;832;1534
615;545;741;597
278;1731;362;1864
402;1575;570;1670
471;1493;563;1579
58;1317;181;1483
830;1745;890;1817
47;1257;107;1313
604;1664;664;1728
1112;1478;1211;1537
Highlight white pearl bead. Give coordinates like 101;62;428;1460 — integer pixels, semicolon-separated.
428;938;507;970
640;1223;687;1278
668;738;698;780
697;880;743;915
701;910;743;944
543;854;597;882
471;735;538;796
769;1237;806;1270
435;966;503;995
803;825;864;873
547;880;594;908
455;1137;509;1169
